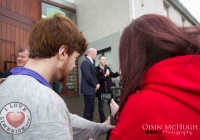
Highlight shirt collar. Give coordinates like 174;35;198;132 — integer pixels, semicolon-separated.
87;56;93;64
99;65;105;69
10;67;52;89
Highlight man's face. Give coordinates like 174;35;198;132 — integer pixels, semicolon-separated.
99;56;106;66
59;51;79;82
16;50;29;66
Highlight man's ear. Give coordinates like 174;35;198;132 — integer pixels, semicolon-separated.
58;45;68;60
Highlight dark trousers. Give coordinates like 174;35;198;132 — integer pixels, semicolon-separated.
98;99;105;122
98;92;112;139
83;94;95;121
98;97;111;123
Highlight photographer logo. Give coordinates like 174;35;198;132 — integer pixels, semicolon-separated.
142;124;198;136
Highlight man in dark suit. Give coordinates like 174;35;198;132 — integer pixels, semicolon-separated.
95;56;121;123
81;48;100;121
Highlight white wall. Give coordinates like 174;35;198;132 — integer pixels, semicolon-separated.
74;0;130;43
168;6;182;26
133;0;165;18
131;0;192;26
183;20;192;26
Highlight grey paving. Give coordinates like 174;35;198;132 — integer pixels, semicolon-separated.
62;95;110;140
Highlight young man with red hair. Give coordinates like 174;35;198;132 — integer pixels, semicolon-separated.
0;14;113;140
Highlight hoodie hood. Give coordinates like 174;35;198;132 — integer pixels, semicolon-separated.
110;55;200;140
143;55;200;113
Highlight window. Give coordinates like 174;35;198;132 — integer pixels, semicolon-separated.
163;0;170;17
164;4;169;17
66;60;78;92
42;2;75;22
182;16;186;26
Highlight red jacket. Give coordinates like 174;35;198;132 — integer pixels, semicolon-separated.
110;55;200;140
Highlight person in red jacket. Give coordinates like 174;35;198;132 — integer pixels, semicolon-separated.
109;14;200;140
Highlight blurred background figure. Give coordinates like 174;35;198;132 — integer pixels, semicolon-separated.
95;55;121;123
0;47;29;79
81;48;100;121
16;47;29;67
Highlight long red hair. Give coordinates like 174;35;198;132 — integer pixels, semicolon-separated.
117;14;200;119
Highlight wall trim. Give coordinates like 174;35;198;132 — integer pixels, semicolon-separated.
0;7;35;26
42;0;76;13
0;15;32;31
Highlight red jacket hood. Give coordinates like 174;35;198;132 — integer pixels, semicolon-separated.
144;55;200;113
110;55;200;140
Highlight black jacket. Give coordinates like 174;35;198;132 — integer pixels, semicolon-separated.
0;70;11;78
95;65;119;99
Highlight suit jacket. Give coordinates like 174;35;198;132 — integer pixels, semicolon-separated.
95;65;119;99
81;57;99;95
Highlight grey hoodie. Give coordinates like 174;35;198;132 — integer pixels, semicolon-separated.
0;75;108;140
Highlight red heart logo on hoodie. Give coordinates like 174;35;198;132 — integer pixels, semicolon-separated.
6;112;25;128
